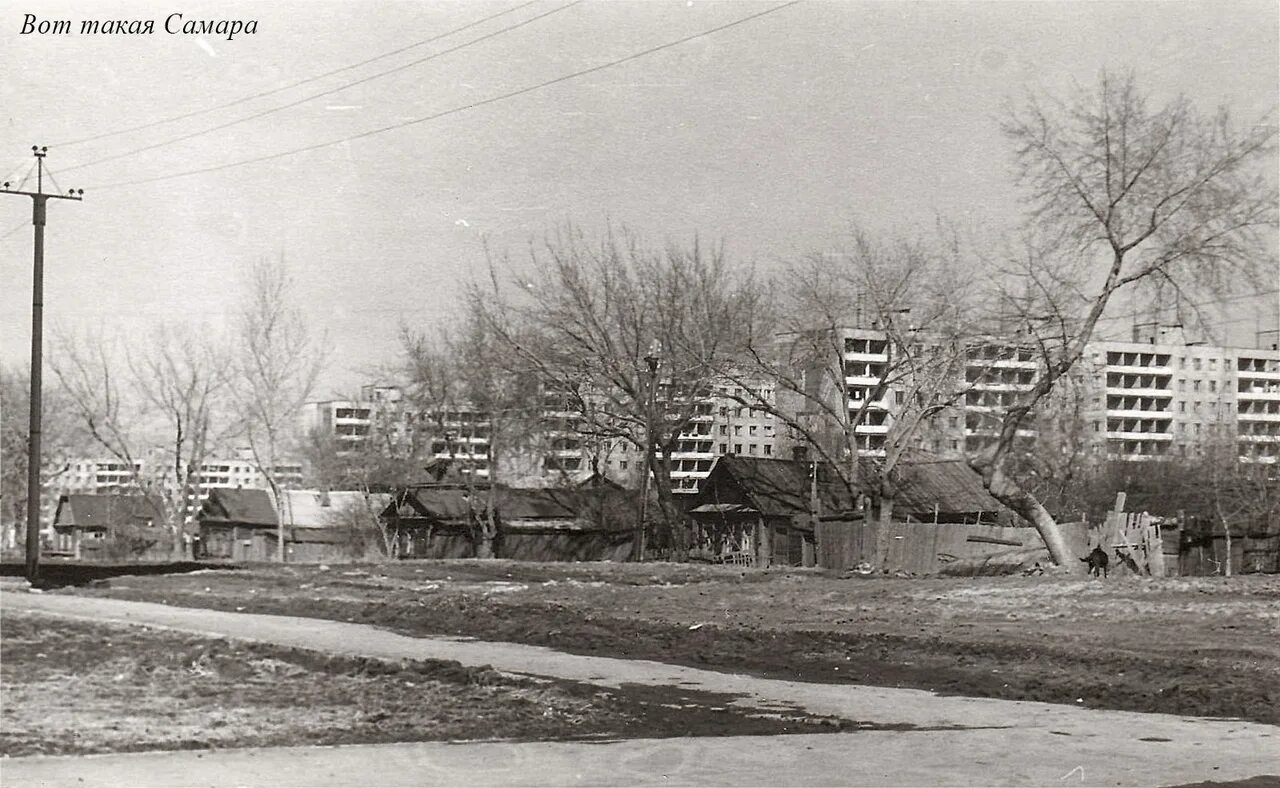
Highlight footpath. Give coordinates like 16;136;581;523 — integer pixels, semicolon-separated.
3;591;1278;787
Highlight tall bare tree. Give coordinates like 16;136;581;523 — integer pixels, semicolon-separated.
473;224;759;555
967;70;1277;565
51;325;229;557
727;229;988;535
232;255;327;561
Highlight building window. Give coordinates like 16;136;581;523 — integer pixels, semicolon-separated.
763;445;772;456
734;444;742;454
749;444;757;455
719;443;727;454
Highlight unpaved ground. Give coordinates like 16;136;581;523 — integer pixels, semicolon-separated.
60;561;1280;724
0;611;849;757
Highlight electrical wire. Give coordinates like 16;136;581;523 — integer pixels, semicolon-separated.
92;1;803;192
49;0;542;149
62;1;582;174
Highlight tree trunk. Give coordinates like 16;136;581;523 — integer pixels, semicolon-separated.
971;460;1071;567
650;448;686;557
1221;518;1233;578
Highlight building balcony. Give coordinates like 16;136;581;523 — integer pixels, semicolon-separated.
1237;369;1280;381
967;357;1038;370
1239;411;1280;422
1106;363;1172;375
1238;388;1280;400
1105;386;1173;397
1238;434;1280;443
1105;453;1168;462
845;374;884;387
1105;430;1173;441
1106;408;1173;419
964;427;1035;438
966;381;1034;392
844;351;890;363
669;468;713;480
669;451;716;460
853;423;891;434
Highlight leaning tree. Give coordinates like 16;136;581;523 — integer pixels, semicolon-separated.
970;70;1277;564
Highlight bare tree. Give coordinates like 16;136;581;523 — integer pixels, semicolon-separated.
727;229;987;538
50;325;229;558
473;224;759;555
967;70;1277;565
0;364;81;546
232;255;327;562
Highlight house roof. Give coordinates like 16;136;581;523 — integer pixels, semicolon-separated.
890;459;1014;520
54;494;166;529
198;488;278;527
382;484;616;524
691;456;1018;523
279;490;393;529
692;457;860;519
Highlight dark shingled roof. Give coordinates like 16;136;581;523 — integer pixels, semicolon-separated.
198;488;278;527
382;484;636;531
691;456;1019;524
54;494;166;529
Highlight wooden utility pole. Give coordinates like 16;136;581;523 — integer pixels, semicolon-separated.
2;147;83;584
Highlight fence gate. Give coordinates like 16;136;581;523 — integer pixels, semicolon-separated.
1092;494;1164;577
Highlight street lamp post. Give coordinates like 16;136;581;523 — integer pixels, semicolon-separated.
636;342;661;561
2;147;83;584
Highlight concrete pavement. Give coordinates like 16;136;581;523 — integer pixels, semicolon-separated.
3;591;1277;786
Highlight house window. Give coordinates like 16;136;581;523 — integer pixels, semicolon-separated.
748;444;757;455
734;444;742;454
719;443;727;454
763;445;772;456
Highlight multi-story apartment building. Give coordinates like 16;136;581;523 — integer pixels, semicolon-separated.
961;340;1039;456
793;321;1279;467
1233;347;1280;463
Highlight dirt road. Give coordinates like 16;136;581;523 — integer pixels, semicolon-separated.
4;591;1277;787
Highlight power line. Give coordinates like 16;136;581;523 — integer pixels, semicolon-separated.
62;1;581;175
49;0;541;149
92;1;803;192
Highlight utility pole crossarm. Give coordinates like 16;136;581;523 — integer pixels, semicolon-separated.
2;146;85;584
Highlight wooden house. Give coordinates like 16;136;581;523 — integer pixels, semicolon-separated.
50;494;171;562
380;483;638;561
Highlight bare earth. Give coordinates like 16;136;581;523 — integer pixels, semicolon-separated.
55;560;1280;724
0;610;851;758
3;589;1278;787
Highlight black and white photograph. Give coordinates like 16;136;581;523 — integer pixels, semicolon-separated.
1;1;1278;785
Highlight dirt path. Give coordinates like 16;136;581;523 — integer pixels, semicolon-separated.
4;591;1278;786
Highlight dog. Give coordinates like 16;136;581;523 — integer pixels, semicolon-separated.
1080;546;1109;578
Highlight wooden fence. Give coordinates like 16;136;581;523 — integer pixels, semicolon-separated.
816;517;1089;575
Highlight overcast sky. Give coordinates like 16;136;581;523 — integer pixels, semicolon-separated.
2;0;1277;398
